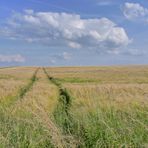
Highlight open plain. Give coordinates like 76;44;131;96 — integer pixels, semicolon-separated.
0;66;148;147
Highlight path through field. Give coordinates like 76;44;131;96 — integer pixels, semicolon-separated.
0;66;148;148
0;67;88;147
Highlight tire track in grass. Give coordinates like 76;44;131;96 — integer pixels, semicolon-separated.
18;68;39;99
1;68;74;148
10;68;72;147
9;68;65;148
1;68;39;109
43;68;80;147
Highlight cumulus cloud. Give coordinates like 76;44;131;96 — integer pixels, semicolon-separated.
0;54;25;63
0;10;130;53
123;2;148;22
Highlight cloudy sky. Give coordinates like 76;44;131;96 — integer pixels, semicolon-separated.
0;0;148;66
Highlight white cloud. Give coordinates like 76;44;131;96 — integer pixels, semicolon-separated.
123;2;148;22
68;42;81;49
63;52;71;60
1;10;130;53
0;54;25;63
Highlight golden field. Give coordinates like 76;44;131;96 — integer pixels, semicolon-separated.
0;66;148;147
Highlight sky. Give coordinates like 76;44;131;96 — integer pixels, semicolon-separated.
0;0;148;66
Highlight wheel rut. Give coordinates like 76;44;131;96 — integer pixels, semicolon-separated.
43;68;80;147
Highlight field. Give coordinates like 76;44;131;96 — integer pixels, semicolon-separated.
0;66;148;147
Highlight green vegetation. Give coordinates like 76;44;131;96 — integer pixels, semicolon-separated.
0;112;54;148
57;77;98;83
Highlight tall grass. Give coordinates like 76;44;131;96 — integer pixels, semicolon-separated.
63;84;148;147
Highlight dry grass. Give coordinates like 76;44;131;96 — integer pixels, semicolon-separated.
0;67;35;107
46;66;148;83
0;79;26;101
0;67;37;80
11;68;59;117
65;83;148;111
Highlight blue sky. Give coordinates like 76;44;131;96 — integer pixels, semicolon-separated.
0;0;148;66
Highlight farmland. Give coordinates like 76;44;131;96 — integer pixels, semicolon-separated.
0;66;148;147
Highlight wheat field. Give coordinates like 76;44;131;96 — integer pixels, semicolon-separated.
0;66;148;147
